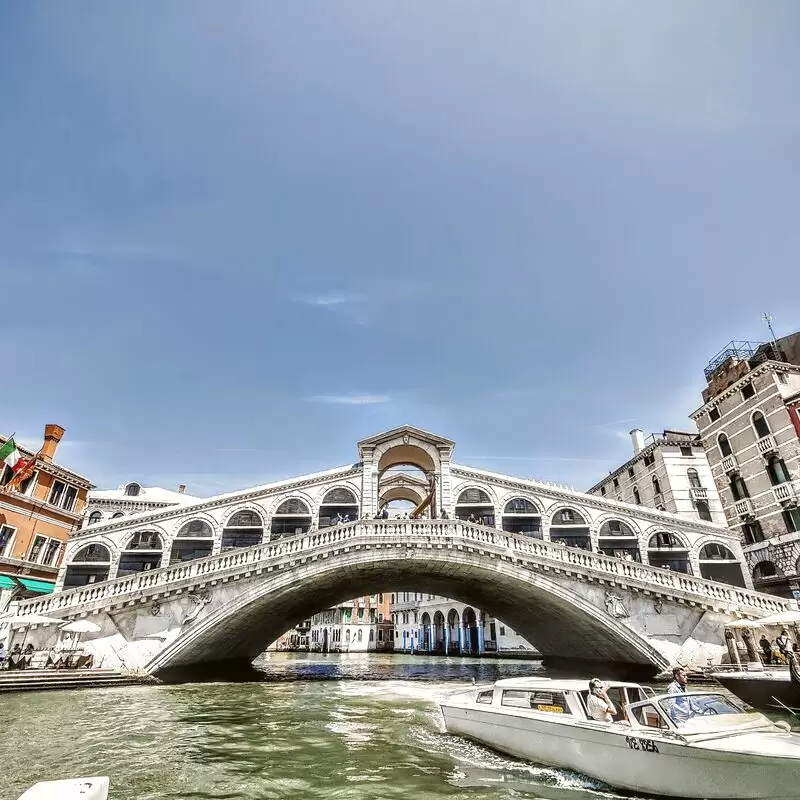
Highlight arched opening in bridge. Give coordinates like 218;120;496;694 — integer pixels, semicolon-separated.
318;488;359;527
455;489;495;527
647;532;691;574
270;499;312;540
378;462;433;518
222;511;264;551
698;543;745;587
63;544;111;587
170;520;214;564
549;508;590;550
118;532;163;576
383;498;417;518
501;498;542;538
598;520;641;562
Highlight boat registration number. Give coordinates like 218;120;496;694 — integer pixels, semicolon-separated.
535;705;564;713
625;736;659;754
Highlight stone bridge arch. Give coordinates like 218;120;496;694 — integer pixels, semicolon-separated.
145;543;668;679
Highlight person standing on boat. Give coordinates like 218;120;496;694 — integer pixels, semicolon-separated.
666;666;690;694
776;630;792;661
759;635;773;665
587;679;617;722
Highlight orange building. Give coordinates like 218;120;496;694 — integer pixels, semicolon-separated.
0;425;93;607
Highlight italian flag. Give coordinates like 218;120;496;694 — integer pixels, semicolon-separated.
0;438;25;474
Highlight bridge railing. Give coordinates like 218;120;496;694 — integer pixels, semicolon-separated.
16;519;789;618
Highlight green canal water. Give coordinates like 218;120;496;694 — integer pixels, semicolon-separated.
1;652;781;800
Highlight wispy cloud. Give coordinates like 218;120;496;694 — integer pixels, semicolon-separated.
300;291;365;308
305;393;390;405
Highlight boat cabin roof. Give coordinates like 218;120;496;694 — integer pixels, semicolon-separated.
493;677;643;692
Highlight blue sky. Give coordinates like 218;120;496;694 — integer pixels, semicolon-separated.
2;3;798;496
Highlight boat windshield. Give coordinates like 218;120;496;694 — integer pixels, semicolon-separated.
657;694;744;727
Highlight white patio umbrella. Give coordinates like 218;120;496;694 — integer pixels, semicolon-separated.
59;619;101;651
752;609;800;627
725;618;762;629
0;613;62;627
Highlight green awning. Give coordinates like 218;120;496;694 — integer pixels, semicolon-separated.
0;575;16;591
17;578;55;595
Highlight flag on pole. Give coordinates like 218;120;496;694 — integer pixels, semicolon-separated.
0;437;25;474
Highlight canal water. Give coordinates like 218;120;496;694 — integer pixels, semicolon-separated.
0;652;774;800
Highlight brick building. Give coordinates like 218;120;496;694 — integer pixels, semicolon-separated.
0;424;93;610
690;333;800;597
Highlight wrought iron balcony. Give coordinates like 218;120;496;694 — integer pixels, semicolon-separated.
690;487;708;501
734;498;755;517
721;454;738;473
756;434;778;455
772;481;799;506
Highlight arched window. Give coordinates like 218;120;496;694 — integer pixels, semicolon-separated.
549;508;590;550
63;543;111;588
222;510;264;551
125;482;141;497
112;512;125;519
369;629;374;642
718;433;732;457
767;456;791;486
632;487;641;505
170;519;214;564
118;532;164;576
695;500;712;522
271;498;312;540
455;488;494;527
598;520;640;562
87;511;103;526
753;560;780;580
357;629;363;643
687;469;701;489
318;488;359;528
752;411;771;439
699;543;745;587
647;532;691;574
652;476;661;495
501;498;541;538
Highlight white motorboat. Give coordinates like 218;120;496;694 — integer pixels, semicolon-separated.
440;677;800;800
17;777;109;800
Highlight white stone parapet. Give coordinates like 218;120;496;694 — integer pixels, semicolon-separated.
16;519;789;621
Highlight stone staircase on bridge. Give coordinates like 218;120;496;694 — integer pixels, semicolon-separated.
15;519;789;623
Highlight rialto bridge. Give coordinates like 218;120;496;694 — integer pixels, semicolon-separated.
12;427;790;679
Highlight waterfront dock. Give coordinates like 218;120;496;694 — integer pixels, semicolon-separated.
0;668;158;693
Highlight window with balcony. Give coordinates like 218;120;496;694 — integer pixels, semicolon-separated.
752;411;770;439
783;508;800;534
767;457;791;486
742;521;765;545
729;476;749;501
741;383;756;401
718;433;732;457
709;407;721;422
687;468;702;489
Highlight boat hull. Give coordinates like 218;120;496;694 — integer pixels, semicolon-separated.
713;672;800;713
440;702;800;800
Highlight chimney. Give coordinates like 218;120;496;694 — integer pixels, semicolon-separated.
178;484;186;494
41;424;65;463
630;429;645;456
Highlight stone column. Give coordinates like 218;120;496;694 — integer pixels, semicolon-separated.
477;619;485;655
444;627;450;654
724;629;742;669
458;624;464;654
429;624;434;653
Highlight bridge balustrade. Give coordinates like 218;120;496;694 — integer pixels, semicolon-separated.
15;519;789;620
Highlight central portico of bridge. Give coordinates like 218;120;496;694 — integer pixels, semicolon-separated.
14;426;790;678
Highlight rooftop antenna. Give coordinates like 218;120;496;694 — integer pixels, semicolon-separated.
762;312;780;353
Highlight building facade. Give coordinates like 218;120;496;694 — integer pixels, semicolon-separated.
690;335;800;597
391;592;535;655
588;429;726;526
308;593;394;652
83;482;199;528
0;425;93;610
